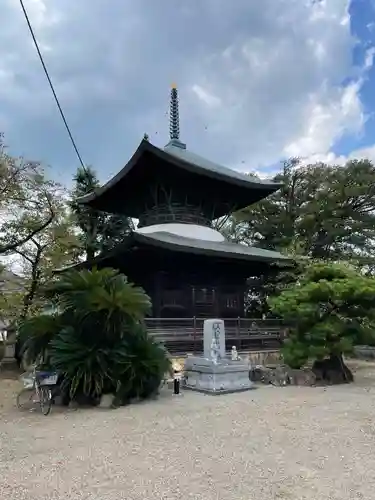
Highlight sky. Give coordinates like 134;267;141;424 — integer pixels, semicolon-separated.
1;0;375;184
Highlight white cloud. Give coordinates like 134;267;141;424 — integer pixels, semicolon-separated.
284;79;365;158
303;145;375;166
191;85;221;108
181;0;373;171
0;0;373;181
7;0;51;29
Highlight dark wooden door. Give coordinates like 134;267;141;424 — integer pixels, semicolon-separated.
192;287;217;317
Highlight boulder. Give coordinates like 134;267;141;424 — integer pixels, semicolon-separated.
250;364;317;387
99;393;115;409
268;365;290;386
249;365;290;386
287;368;316;386
249;365;272;382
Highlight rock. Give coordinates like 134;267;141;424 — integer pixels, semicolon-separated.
68;400;79;410
98;393;115;409
268;365;290;386
288;368;316;386
166;379;175;389
249;365;290;386
249;365;271;382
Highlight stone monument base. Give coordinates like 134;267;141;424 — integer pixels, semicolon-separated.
1;342;18;369
183;356;254;395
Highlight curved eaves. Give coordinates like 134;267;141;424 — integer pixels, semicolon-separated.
76;139;282;205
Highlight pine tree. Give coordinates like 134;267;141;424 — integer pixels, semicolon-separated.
70;166;133;261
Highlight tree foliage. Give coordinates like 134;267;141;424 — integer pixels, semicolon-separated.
70;166;134;261
269;262;375;369
0;268;24;329
0;137;79;326
234;158;375;261
3;185;79;320
0;135;55;254
19;268;170;404
246;257;308;317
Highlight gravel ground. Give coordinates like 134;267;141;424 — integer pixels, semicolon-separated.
1;362;375;500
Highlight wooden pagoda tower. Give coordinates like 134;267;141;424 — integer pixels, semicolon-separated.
74;86;290;349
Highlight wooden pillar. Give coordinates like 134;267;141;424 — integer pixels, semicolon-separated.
239;283;246;317
153;272;162;317
191;286;196;317
214;285;220;317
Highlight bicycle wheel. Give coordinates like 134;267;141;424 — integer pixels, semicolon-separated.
39;386;52;416
16;388;38;411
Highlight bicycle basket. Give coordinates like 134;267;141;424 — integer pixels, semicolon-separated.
36;371;59;386
20;372;35;390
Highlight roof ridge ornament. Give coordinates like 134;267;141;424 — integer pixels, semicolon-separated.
166;84;186;150
170;84;179;140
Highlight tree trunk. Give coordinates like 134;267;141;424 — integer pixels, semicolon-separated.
0;212;54;254
333;353;354;383
312;354;353;384
20;250;42;321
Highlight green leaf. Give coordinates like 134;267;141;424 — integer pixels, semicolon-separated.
271;261;375;367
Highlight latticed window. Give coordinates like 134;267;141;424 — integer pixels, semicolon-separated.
226;297;238;308
195;287;215;304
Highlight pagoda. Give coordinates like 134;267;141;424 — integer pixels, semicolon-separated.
75;86;290;326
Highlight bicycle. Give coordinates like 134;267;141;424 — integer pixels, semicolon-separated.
16;368;59;416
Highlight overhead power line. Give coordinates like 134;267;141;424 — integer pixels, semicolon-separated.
19;0;86;171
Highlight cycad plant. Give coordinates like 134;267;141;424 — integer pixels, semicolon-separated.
111;323;171;406
19;268;170;403
18;313;61;368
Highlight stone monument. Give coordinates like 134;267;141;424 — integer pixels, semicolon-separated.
0;330;18;368
183;319;253;394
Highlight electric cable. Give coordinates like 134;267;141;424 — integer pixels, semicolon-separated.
19;0;86;171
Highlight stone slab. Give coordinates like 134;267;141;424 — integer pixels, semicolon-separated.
184;356;250;373
4;343;15;359
183;385;254;395
184;357;253;394
203;319;225;361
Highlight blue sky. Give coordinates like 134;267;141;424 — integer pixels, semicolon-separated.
1;0;375;184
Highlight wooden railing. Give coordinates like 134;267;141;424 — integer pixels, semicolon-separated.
144;317;287;354
138;203;211;228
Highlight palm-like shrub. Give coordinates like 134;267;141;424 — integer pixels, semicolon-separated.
49;326;115;398
19;268;170;403
18;313;61;368
112;323;171;405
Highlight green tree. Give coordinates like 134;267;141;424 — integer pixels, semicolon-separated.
3;187;79;320
19;268;170;404
246;256;308;317
16;217;79;320
70;166;134;261
269;262;375;380
234;158;375;261
70;166;102;261
0;266;25;363
0;268;24;329
0;135;55;254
